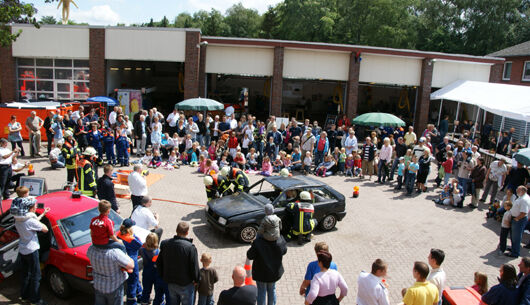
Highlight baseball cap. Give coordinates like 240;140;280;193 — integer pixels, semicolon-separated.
10;197;37;217
122;218;135;228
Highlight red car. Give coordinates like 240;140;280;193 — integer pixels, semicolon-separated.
0;191;139;299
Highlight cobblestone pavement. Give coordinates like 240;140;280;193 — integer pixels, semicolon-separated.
0;148;527;304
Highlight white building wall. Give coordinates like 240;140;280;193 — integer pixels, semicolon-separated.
359;54;422;86
432;60;491;88
11;25;89;59
283;49;350;81
105;28;186;62
205;45;274;76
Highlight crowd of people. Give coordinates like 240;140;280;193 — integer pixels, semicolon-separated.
4;104;530;305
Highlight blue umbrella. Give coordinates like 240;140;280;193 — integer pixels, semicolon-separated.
87;96;119;106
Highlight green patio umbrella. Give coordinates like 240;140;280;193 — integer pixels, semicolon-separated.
352;112;405;127
514;148;530;166
175;97;224;111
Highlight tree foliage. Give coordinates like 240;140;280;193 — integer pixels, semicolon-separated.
40;15;57;24
1;0;40;47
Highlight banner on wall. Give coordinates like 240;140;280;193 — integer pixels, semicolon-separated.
117;91;130;116
117;89;142;118
129;91;142;118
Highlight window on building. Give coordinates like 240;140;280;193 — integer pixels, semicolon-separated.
523;61;530;81
16;58;90;101
502;62;512;80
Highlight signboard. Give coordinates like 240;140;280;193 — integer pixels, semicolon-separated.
117;90;143;118
19;177;47;196
117;91;130;116
129;90;142;119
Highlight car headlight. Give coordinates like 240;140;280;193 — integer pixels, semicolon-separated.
218;217;227;225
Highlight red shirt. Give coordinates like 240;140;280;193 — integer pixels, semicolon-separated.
354;159;362;168
90;214;114;245
228;136;238;149
442;158;453;174
317;138;326;152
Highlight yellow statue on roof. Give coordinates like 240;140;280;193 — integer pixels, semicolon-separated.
57;0;79;24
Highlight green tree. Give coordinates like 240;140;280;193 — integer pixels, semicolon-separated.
174;12;194;28
158;16;170;27
147;18;154;27
276;0;338;42
224;3;261;38
192;9;230;36
40;15;57;24
259;5;280;38
333;0;416;48
1;0;40;47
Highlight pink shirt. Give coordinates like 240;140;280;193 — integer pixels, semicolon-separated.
379;145;393;162
306;269;348;303
261;161;272;175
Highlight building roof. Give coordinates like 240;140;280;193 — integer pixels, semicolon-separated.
203;36;504;64
489;40;530;57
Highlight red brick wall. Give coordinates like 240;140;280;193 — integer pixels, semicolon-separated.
184;31;201;100
89;28;106;96
497;56;530;86
271;46;284;116
0;43;16;103
415;58;433;134
346;52;360;119
489;63;503;83
198;45;207;98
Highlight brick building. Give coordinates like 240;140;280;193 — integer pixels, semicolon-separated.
0;24;505;132
489;40;530;86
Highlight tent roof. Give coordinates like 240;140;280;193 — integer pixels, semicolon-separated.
430;80;530;122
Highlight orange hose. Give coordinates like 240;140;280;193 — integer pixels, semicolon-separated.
152;198;206;207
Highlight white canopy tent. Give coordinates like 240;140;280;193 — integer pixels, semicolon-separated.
431;80;530;147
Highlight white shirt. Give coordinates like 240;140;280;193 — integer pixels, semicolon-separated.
488;161;507;181
167;112;178;127
427;267;446;301
230;119;238;130
0;147;14;165
49;147;61;161
344;135;358;155
71;110;81;121
357;272;390;305
512;194;530;218
108;111;117;125
11;162;24;171
131;206;158;230
14;213;42;255
126;120;134;136
128;171;148;196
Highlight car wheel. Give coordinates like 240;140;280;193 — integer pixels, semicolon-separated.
320;214;337;231
47;267;72;299
238;224;258;243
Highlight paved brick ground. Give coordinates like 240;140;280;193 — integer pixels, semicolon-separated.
0;146;527;304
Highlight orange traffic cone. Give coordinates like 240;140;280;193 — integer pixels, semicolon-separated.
244;258;256;286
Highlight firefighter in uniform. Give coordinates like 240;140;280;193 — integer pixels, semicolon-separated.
62;129;78;183
83;146;104;181
116;125;130;167
76;149;97;197
102;127;116;165
286;191;317;245
204;174;232;201
220;166;249;194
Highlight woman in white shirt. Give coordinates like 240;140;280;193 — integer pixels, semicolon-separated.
305;251;348;305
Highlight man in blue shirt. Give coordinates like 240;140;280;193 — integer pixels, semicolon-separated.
298;242;338;296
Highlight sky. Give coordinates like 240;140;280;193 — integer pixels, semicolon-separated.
30;0;283;25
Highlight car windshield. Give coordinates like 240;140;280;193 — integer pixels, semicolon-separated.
59;208;122;248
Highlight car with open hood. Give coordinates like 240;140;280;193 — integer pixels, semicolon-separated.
205;176;346;243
